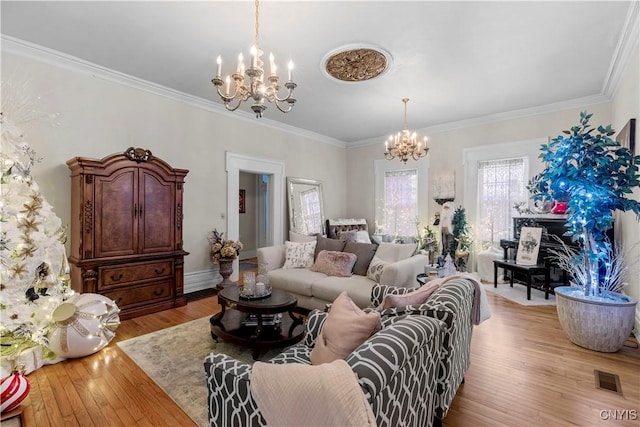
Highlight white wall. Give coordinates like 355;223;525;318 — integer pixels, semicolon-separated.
611;44;640;334
2;51;348;291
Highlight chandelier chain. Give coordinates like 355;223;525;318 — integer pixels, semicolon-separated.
254;0;259;49
403;98;409;130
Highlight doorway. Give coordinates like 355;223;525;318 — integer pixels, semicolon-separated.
226;152;285;279
238;172;270;259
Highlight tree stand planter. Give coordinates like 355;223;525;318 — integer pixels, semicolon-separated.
555;286;637;352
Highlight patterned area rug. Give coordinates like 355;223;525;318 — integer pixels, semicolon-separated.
117;316;281;427
483;283;556;306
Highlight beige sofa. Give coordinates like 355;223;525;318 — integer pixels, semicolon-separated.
257;241;428;311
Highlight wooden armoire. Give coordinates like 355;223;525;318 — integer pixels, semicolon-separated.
67;147;189;320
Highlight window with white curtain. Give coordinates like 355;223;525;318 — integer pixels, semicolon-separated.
379;169;418;238
477;158;526;248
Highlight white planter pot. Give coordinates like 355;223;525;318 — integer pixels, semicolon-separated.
555;286;637;352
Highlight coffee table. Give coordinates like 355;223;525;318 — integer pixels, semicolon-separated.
210;286;305;359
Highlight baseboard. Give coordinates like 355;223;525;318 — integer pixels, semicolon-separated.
184;269;221;294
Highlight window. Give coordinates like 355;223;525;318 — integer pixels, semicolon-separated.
477;158;526;248
378;169;418;238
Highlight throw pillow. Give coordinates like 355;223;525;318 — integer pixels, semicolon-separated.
366;256;389;283
377;281;441;310
337;229;359;243
310;250;357;277
314;236;347;260
282;240;317;269
310;292;381;365
355;230;372;244
342;241;378;276
375;242;417;263
288;230;317;243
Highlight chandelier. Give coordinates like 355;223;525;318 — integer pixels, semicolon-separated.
211;0;297;118
383;98;429;163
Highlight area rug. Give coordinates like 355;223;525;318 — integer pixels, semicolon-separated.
483;283;556;306
117;316;281;427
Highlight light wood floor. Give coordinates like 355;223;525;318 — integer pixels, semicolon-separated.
11;283;640;427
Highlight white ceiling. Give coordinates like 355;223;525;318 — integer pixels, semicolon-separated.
1;1;636;145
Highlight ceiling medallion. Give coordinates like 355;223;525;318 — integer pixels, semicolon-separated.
323;45;392;82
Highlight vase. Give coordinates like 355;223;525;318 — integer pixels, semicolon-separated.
47;293;121;358
217;259;236;289
555;286;637;352
550;201;568;214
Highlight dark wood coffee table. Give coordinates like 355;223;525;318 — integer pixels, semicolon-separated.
210;286;305;359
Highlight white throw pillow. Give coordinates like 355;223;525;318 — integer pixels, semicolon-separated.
282;241;317;269
355;230;372;244
366;256;389;283
289;230;317;243
375;242;417;263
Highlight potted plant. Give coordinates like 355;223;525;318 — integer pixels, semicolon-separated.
528;111;640;352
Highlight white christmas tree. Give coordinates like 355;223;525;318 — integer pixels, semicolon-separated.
0;109;74;371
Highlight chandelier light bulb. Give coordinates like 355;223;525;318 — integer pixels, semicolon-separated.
211;0;297;118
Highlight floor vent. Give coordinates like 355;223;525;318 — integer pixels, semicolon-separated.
594;370;622;395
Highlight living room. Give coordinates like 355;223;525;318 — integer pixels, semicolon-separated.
1;1;639;426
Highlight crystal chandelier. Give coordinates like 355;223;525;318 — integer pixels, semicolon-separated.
211;0;297;118
383;98;429;163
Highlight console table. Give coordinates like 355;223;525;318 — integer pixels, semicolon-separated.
493;259;551;300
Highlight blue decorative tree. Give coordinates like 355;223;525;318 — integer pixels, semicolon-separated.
529;111;640;298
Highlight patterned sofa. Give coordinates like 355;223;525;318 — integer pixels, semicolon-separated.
204;310;446;427
371;277;476;424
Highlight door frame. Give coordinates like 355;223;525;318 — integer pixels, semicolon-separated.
226;152;284;279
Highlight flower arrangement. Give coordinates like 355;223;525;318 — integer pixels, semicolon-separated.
208;229;243;263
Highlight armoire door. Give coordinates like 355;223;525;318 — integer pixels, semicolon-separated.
139;169;175;254
94;168;139;258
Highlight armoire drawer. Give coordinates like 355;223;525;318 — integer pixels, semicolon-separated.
99;260;173;288
104;281;174;309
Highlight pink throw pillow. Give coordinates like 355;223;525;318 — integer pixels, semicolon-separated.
377;281;441;310
310;292;381;365
310;250;357;277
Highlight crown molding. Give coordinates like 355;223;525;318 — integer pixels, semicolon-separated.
602;1;639;97
0;35;347;149
348;93;611;149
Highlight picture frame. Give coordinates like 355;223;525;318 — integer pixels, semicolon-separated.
239;189;246;214
616;118;636;155
516;227;542;266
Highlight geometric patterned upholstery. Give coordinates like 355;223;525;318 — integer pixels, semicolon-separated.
371;278;475;420
204;309;446;427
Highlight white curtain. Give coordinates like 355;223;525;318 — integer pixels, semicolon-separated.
477;158;525;248
382;169;418;238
